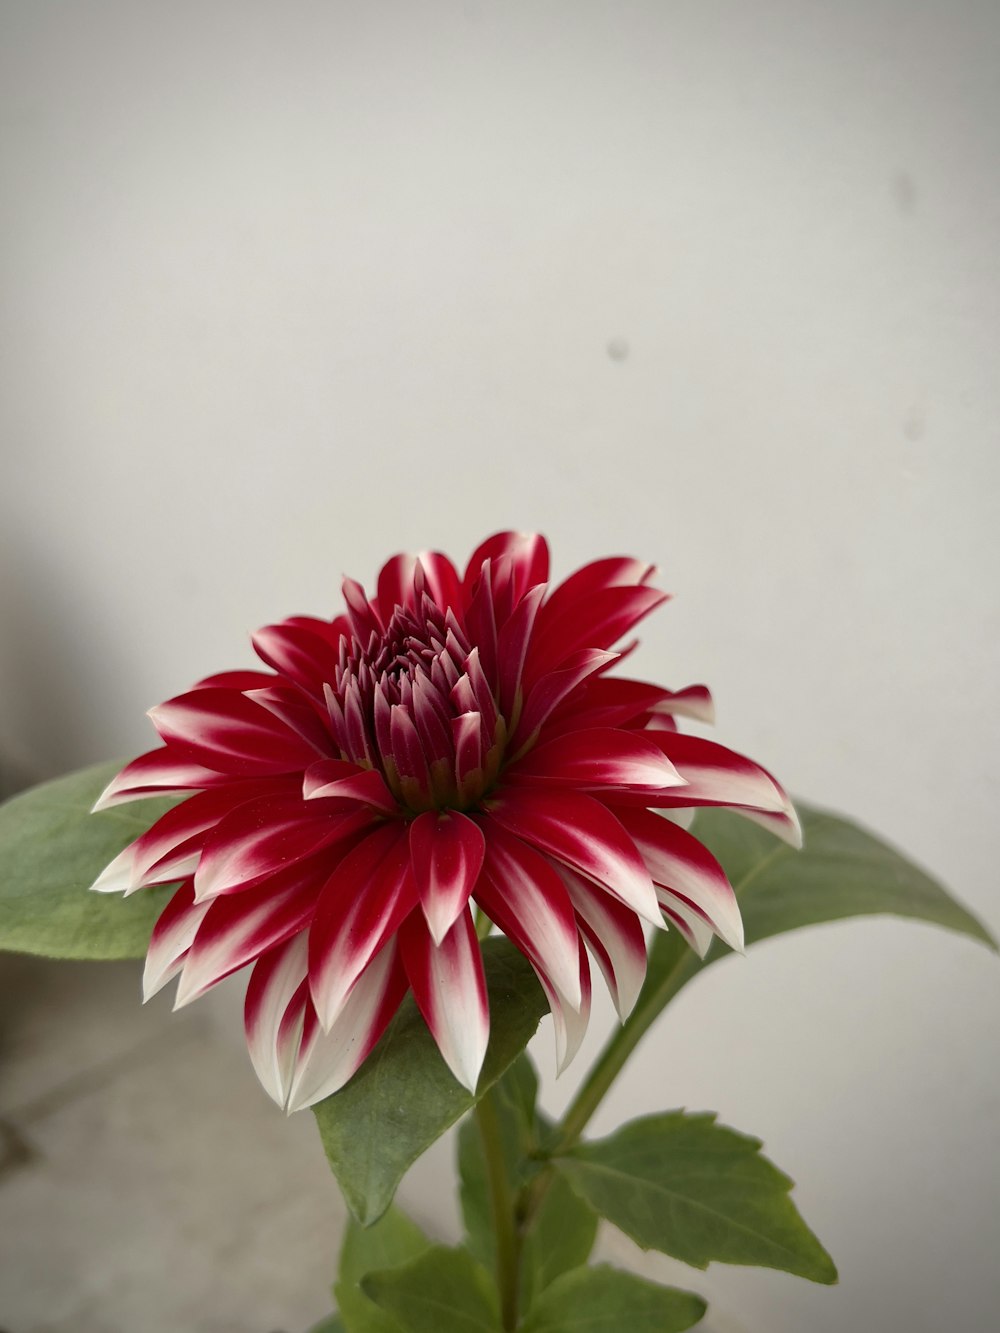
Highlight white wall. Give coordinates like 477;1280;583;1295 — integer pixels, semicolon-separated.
2;3;997;1329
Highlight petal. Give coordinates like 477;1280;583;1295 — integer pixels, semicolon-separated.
474;824;583;1009
657;895;716;959
400;909;489;1092
286;938;408;1111
92;747;233;810
554;865;648;1020
302;759;398;813
615;807;744;952
142;881;211;1000
174;866;320;1007
511;649;619;750
308;823;418;1030
462;531;550;601
149;687;323;776
507;728;686;792
534;935;592;1074
244;933;310;1107
251;619;344;699
409;810;486;945
485;788;661;927
193;796;375;901
646;734;801;844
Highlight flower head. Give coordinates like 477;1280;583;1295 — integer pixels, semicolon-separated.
92;532;799;1111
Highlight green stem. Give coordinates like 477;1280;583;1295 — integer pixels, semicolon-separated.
552;946;701;1153
474;1090;520;1331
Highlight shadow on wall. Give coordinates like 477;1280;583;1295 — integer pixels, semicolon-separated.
0;522;117;792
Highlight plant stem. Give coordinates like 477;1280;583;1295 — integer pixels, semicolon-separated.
552;946;701;1153
474;1090;520;1331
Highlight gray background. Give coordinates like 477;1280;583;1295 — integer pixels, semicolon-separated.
1;3;998;1330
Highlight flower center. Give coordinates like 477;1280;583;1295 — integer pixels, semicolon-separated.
325;599;506;813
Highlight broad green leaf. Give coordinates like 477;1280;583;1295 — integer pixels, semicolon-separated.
362;1245;501;1333
0;760;179;960
307;1318;346;1333
457;1055;597;1302
314;938;547;1225
555;1111;837;1284
639;802;996;1030
520;1264;706;1333
703;803;995;951
335;1205;432;1333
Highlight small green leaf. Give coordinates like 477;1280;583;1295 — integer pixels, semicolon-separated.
335;1205;432;1333
314;939;547;1225
362;1245;502;1333
519;1171;599;1309
0;760;179;960
307;1318;347;1333
520;1264;706;1333
555;1111;837;1284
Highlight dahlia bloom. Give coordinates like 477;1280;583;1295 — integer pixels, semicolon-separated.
92;532;799;1112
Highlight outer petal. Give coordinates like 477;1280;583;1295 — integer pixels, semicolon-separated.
400;908;489;1092
554;865;648;1020
302;759;398;813
149;688;324;776
92;747;234;811
485;788;661;927
506;728;685;793
532;935;592;1074
174;867;320;1007
244;933;310;1107
408;810;486;945
646;733;802;846
474;824;583;1009
528;583;667;678
615;806;744;952
511;649;618;749
193;797;375;901
286;939;408;1112
142;881;211;1000
251;620;343;700
308;823;418;1030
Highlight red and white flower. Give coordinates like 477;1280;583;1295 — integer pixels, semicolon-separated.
92;533;799;1111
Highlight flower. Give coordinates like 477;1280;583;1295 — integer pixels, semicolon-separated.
91;532;799;1112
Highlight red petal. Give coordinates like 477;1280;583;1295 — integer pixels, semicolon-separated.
287;940;408;1111
92;747;234;810
244;934;310;1106
409;810;485;945
302;760;397;813
142;880;209;999
555;865;647;1020
175;867;319;1006
149;688;323;776
485;788;660;925
308;823;418;1029
528;585;668;678
474;823;583;1008
400;909;489;1091
462;531;550;601
193;795;376;900
615;806;744;952
507;728;685;793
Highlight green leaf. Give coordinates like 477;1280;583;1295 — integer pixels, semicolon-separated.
307;1318;347;1333
458;1054;539;1269
335;1205;432;1333
520;1264;706;1333
702;802;996;952
457;1055;597;1304
362;1245;502;1333
640;802;996;1030
555;1111;837;1284
0;760;179;960
520;1171;599;1310
314;938;547;1226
